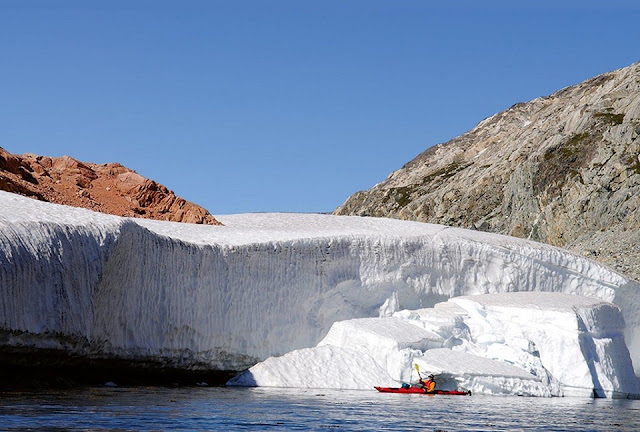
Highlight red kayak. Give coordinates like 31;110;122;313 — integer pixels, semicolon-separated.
375;386;471;396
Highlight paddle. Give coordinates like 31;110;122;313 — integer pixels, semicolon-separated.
414;363;423;381
413;364;424;388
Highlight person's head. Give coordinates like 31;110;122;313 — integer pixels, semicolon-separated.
428;374;434;380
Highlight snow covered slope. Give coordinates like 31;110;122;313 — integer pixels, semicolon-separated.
229;293;640;398
1;191;639;376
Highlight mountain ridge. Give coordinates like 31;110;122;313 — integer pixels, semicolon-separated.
335;61;640;282
0;147;221;225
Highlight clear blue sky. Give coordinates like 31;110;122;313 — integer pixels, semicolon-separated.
2;1;639;214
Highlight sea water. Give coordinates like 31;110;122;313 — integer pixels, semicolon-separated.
0;386;638;431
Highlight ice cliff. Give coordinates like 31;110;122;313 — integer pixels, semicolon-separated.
1;191;639;384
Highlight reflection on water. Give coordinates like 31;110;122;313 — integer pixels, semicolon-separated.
1;386;639;431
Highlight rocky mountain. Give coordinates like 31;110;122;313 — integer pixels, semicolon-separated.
0;147;221;225
335;61;640;281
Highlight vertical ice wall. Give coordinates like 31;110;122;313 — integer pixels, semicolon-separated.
1;192;639;373
0;214;121;340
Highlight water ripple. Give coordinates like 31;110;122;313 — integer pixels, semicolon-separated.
0;387;638;431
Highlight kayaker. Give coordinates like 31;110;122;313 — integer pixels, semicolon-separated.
421;374;436;392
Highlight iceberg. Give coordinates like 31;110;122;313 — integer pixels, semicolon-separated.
1;190;639;393
225;345;398;389
229;293;640;398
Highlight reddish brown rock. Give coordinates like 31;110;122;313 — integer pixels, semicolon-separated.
0;147;222;225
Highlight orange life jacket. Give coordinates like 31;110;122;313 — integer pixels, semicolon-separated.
424;379;436;392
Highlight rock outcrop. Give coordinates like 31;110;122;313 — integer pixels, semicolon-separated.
335;61;640;281
0;147;221;225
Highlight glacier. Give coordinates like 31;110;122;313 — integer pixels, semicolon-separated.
229;293;639;397
1;190;639;393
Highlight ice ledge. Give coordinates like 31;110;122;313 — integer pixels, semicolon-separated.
231;293;640;398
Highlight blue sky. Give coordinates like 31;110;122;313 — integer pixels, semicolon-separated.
2;1;639;214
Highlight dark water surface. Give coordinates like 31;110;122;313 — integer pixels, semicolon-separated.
1;386;639;431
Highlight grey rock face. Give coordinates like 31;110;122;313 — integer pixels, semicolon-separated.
335;61;640;282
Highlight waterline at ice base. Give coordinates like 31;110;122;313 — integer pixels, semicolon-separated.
1;191;639;396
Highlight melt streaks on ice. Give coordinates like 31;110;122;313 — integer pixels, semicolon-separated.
1;191;639;375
